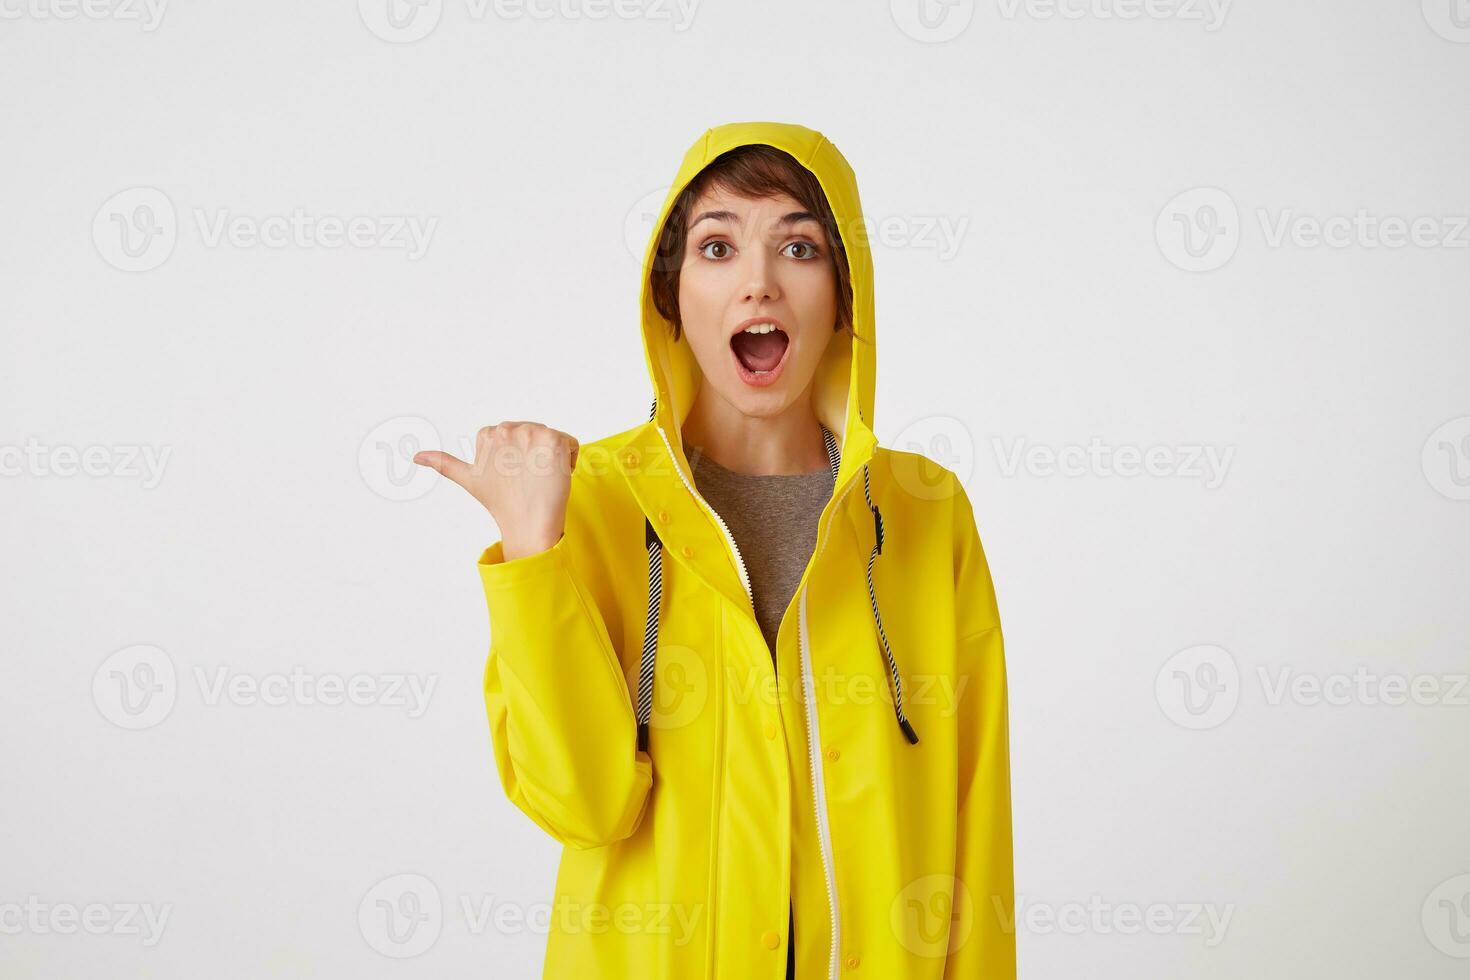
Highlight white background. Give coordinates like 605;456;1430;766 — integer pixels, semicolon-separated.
3;1;1468;977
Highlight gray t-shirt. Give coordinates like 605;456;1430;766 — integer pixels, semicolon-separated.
685;442;835;665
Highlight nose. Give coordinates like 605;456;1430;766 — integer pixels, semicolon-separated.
739;246;780;305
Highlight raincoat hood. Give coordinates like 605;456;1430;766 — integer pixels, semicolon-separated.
637;121;879;500
626;121;919;745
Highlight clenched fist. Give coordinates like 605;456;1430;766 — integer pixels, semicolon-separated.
414;421;579;561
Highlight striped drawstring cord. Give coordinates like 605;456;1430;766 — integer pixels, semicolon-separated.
858;460;919;744
636;515;662;753
822;424;919;744
637;399;660;751
635;407;918;751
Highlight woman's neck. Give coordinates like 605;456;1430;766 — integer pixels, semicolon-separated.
680;387;830;476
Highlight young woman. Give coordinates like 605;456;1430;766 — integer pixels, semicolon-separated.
415;121;1014;979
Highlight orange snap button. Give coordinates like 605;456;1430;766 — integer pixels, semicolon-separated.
762;930;780;949
657;509;672;525
622;450;640;470
845;954;861;968
680;545;694;558
764;721;778;740
826;747;841;762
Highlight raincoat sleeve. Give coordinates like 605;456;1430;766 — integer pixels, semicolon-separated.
947;478;1016;978
477;511;653;850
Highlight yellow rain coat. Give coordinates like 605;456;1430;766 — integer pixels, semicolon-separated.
477;121;1014;978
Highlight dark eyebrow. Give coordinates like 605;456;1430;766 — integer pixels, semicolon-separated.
688;210;821;231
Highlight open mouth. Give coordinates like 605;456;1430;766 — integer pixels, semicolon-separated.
730;323;791;387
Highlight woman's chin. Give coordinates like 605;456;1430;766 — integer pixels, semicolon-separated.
715;372;808;422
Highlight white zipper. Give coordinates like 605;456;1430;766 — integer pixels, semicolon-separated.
799;471;860;980
654;423;753;603
798;587;839;979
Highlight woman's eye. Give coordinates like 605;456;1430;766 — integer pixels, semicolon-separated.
698;241;732;260
783;240;820;260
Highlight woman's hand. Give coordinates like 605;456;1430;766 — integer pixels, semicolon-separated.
414;421;579;561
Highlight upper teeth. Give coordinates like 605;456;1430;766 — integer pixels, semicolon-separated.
743;323;779;334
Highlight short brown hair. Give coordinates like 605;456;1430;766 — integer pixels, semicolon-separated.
649;144;854;343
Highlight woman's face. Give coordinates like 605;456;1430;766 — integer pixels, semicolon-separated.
677;187;839;419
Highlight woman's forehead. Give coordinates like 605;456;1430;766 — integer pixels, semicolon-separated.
688;187;811;223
